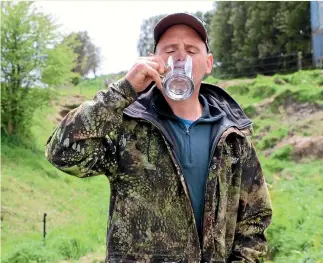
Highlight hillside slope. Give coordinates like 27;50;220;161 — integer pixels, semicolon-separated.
206;70;323;262
1;70;323;262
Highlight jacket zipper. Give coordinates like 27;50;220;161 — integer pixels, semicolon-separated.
186;128;191;163
123;111;202;258
179;122;192;163
200;122;252;240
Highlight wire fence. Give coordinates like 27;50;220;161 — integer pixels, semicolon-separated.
212;51;322;79
4;177;110;257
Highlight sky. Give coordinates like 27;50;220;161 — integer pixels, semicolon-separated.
36;1;215;75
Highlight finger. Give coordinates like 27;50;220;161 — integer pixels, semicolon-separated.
146;56;167;75
145;61;160;71
143;64;163;91
136;60;161;74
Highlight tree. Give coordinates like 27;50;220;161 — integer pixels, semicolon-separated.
137;14;166;56
209;1;311;77
193;10;214;41
64;31;101;77
86;45;101;78
1;2;77;137
210;1;235;76
42;38;80;86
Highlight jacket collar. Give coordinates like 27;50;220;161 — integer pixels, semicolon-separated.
124;82;252;130
152;91;225;123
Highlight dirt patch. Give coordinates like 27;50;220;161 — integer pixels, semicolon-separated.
252;95;323;122
281;97;323;120
266;135;323;161
59;251;105;263
216;79;253;89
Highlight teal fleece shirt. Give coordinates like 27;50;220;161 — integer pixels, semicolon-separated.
165;95;220;241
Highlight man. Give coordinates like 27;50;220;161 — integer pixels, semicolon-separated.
46;13;272;263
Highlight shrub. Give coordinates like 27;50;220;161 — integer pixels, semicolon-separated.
271;145;293;160
204;75;220;84
1;86;52;138
226;84;250;95
57;237;90;259
2;246;58;263
257;128;289;150
250;84;276;99
243;104;257;118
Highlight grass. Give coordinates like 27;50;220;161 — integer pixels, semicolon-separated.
2;69;323;262
1;102;110;262
263;159;323;263
56;73;126;100
215;69;323;263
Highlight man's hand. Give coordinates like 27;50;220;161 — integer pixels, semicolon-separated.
126;55;167;93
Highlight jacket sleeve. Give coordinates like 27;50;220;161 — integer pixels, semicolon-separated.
229;138;273;263
45;77;137;178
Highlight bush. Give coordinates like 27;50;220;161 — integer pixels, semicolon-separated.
72;75;82;86
250;84;276;99
57;237;91;259
204;75;220;84
226;84;250;95
257;128;289;150
271;145;293;160
243;104;257;118
1;86;52;138
2;245;58;263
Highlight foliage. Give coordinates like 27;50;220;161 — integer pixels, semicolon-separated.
2;245;59;263
137;14;166;56
0;2;78;137
1;85;52;138
64;31;102;77
42;39;80;86
1;2;56;86
210;1;311;78
257;128;289;150
270;145;293;160
193;10;214;39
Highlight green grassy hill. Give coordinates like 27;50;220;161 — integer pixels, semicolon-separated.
1;70;323;262
206;70;323;262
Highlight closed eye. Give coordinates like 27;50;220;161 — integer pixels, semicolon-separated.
187;49;198;54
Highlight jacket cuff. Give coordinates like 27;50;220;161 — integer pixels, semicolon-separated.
116;77;138;103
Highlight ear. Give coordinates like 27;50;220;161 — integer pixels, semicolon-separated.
205;53;214;75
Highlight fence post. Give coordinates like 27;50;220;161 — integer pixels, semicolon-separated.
282;54;286;71
43;213;47;246
298;51;302;71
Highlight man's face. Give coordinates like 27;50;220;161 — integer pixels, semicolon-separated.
155;24;213;89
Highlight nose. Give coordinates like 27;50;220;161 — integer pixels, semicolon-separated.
173;49;187;61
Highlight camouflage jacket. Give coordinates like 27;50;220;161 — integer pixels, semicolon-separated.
45;78;272;263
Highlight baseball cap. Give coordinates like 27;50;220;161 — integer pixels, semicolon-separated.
153;13;210;53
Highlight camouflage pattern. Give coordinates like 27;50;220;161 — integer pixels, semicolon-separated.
45;78;272;263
